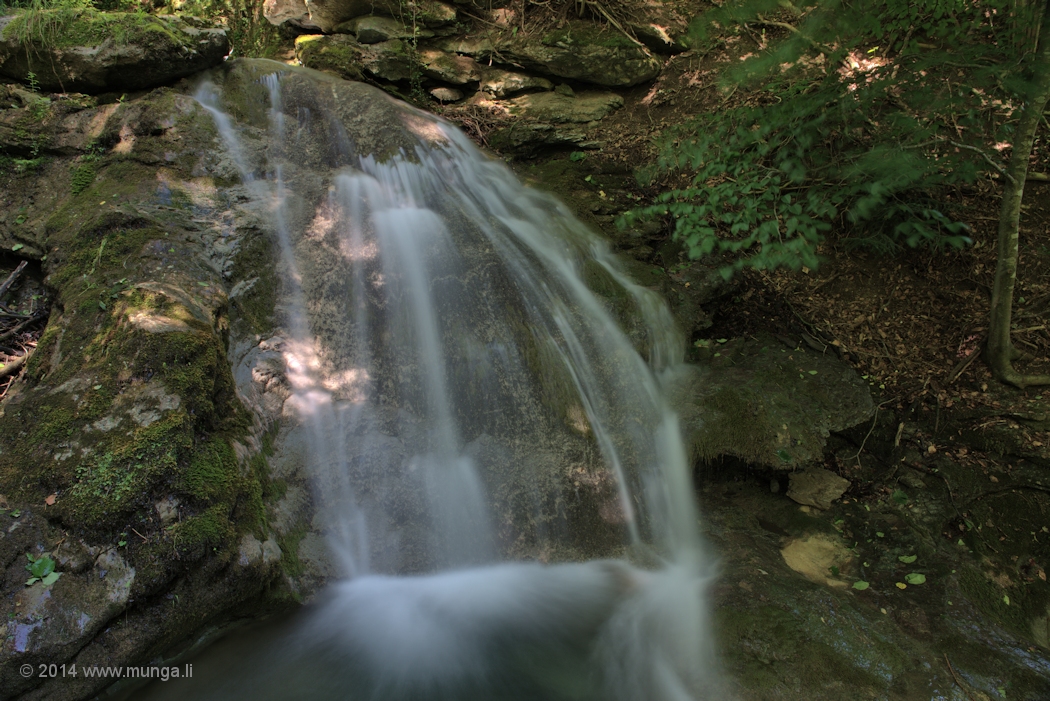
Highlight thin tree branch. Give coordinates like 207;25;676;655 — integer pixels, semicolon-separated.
0;260;28;301
948;140;1015;184
0;352;28;379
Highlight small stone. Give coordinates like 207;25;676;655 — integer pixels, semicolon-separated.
238;534;263;567
787;468;851;510
155;496;180;526
261;538;283;564
429;87;464;102
769;479;780;493
555;83;575;97
479;69;553;98
420;50;481;84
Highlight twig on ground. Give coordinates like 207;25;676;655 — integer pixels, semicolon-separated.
0;313;44;345
0;260;28;301
946;345;982;386
851;403;883;468
0;352;28;379
943;654;977;701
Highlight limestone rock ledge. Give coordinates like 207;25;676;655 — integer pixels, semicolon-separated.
0;76;286;701
0;11;228;94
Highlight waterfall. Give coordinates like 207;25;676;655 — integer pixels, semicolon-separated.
175;59;723;701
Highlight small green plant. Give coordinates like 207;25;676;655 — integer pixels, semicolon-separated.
2;0;96;53
13;157;44;172
569;151;587;162
25;552;61;586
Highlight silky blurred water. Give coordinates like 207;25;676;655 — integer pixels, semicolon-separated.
127;60;723;701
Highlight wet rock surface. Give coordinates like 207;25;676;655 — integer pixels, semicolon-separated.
676;335;875;470
787;468;851;510
703;473;1050;700
0;12;1044;696
0;63;292;699
0;11;228;94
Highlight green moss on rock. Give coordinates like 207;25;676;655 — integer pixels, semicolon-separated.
0;9;229;93
170;504;234;561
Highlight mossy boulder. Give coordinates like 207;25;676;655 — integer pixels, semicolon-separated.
0;78;284;700
295;34;421;83
420;49;481;85
498;20;661;87
0;10;228;94
486;90;624;153
675;334;875;470
265;0;456;34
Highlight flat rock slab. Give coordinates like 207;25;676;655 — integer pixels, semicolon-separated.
675;334;874;469
479;68;553;98
787;468;851;510
295;34;418;83
0;11;228;94
265;0;456;33
503;90;624;123
336;15;433;43
485;91;624;153
499;20;661;87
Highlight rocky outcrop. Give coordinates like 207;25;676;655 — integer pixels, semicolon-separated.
674;334;874;470
486;90;625;152
264;0;457;34
295;34;420;83
0;11;228;94
0;69;285;700
498;21;662;88
289;10;666;154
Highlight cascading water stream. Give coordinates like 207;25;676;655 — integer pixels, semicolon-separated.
149;59;724;700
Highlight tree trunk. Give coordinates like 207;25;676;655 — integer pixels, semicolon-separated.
987;17;1050;388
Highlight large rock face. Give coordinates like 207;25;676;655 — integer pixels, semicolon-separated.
264;0;457;33
0;65;284;700
499;21;662;87
0;57;656;699
0;11;228;94
675;335;875;470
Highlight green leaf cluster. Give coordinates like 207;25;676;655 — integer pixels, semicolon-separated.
25;552;61;586
626;0;1041;275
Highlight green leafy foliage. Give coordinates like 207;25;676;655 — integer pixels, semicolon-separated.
24;552;61;586
624;0;1041;275
0;0;97;50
